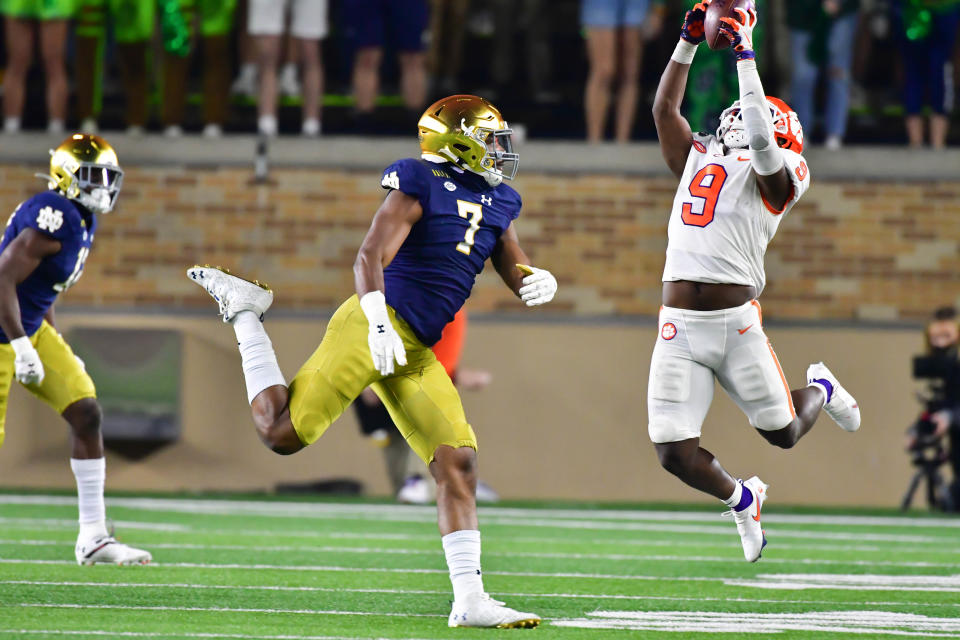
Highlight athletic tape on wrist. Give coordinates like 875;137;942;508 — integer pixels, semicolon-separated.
671;40;698;65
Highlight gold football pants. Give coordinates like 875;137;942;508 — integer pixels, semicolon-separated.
288;296;476;464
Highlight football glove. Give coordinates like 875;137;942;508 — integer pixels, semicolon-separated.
517;264;557;307
719;7;758;60
680;0;712;45
11;336;44;385
359;291;407;376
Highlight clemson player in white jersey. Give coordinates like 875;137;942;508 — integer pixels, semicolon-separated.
648;0;861;561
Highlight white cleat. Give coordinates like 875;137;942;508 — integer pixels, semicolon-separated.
724;476;768;562
807;361;861;432
397;475;434;505
186;265;273;323
76;536;152;566
448;592;541;629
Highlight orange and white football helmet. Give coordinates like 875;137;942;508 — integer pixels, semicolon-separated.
716;96;804;153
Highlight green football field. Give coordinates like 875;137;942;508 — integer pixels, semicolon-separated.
1;493;958;639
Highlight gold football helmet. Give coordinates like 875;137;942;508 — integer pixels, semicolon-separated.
45;133;123;214
418;94;518;186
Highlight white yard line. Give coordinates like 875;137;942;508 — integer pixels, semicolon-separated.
553;610;960;636
5;519;958;553
2;494;956;529
0;630;432;640
3;539;958;569
5;579;960;608
18;603;443;618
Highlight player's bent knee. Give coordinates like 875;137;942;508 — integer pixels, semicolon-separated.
62;398;102;437
255;418;304;456
654;442;694;477
430;446;477;486
756;420;800;449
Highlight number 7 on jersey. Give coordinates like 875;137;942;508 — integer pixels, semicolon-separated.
456;200;483;254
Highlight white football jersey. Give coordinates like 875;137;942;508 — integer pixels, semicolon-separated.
662;133;810;294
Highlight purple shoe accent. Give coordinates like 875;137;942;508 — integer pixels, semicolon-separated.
813;378;834;404
734;483;754;512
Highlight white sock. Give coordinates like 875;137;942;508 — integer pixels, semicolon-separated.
258;114;277;137
233;310;286;404
47;119;65;134
4;117;20;133
302;117;321;136
442;529;485;602
807;382;829;407
280;63;297;81
723;480;743;508
71;458;108;540
239;63;257;80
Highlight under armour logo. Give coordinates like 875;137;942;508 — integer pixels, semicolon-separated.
376;324;385;334
480;195;492;206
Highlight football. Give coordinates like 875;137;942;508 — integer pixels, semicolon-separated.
704;0;754;50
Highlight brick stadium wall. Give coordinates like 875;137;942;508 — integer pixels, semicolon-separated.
1;164;957;321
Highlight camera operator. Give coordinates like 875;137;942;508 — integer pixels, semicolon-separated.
908;306;960;510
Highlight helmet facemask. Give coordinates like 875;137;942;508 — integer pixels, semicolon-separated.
72;163;124;214
716;98;804;153
479;126;518;186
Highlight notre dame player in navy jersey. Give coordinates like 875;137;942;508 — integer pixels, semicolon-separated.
189;95;555;628
0;134;150;565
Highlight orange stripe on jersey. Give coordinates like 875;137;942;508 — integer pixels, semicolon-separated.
766;340;796;419
760;182;795;215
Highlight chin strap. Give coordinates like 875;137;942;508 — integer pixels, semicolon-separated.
736;59;783;176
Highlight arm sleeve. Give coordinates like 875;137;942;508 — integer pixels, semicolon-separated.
380;159;431;211
736;60;784;176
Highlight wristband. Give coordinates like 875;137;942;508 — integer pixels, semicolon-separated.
671;40;698;65
10;336;32;356
359;290;390;326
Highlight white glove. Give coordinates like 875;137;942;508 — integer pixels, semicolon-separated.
517;264;558;307
359;291;407;376
11;336;44;385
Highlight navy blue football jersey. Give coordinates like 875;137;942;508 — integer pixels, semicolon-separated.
0;191;96;343
381;158;522;346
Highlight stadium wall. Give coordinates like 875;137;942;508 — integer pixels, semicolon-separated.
0;136;955;505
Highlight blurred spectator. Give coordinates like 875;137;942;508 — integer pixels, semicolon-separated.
74;0;154;135
249;0;327;137
787;0;860;150
344;0;429;130
2;0;73;133
893;0;959;148
230;0;258;98
427;0;468;97
161;0;237;138
488;0;556;103
582;0;665;143
906;306;960;510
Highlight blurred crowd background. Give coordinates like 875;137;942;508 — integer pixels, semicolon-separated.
0;0;958;147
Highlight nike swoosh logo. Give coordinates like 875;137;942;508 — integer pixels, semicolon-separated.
738;325;753;335
752;487;763;522
737;156;750;162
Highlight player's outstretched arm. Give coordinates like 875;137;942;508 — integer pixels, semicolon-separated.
0;228;60;384
354;189;423;375
491;223;557;307
718;7;793;209
653;0;709;179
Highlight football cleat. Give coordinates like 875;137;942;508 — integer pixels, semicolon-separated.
186;265;273;323
397;475;434;505
76;536;151;566
448;592;541;629
807;361;860;432
723;476;768;562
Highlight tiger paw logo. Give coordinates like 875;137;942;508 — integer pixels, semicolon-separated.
661;322;678;340
36;206;64;233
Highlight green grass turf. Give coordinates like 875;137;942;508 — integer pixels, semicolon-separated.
0;494;958;639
